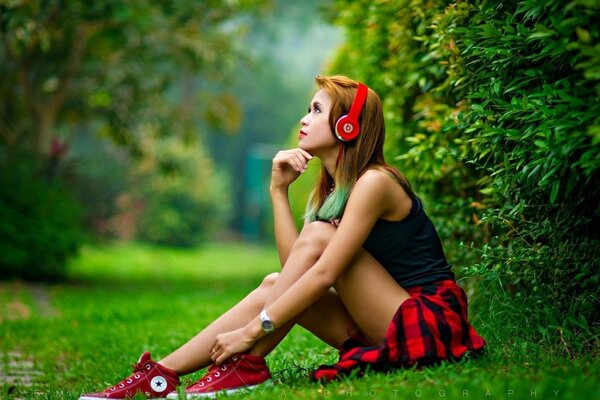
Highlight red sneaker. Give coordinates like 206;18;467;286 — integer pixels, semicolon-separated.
79;352;180;399
168;354;271;399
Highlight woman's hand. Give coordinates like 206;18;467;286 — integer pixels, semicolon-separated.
209;326;259;365
270;148;313;191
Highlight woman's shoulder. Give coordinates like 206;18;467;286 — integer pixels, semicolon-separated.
354;168;394;193
356;167;406;192
354;167;413;220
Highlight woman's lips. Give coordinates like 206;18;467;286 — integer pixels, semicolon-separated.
298;130;307;138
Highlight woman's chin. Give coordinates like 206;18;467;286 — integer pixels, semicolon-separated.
299;142;312;152
299;143;320;157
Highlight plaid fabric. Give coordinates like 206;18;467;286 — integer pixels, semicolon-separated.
310;280;486;382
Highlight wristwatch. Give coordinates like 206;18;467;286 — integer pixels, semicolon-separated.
259;309;275;333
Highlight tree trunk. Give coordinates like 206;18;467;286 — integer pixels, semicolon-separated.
36;108;55;160
31;24;91;163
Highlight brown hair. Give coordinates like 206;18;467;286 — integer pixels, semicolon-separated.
306;75;414;221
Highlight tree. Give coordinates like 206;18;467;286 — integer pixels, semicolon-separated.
0;0;265;165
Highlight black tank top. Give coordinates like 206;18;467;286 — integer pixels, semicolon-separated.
362;197;455;288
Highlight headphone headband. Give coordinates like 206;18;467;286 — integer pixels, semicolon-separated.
335;83;368;142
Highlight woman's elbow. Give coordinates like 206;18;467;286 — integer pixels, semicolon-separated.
313;268;338;289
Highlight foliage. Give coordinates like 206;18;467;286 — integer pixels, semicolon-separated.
0;156;84;281
326;0;600;347
133;135;231;248
456;0;600;349
322;0;487;268
0;0;265;161
64;131;133;237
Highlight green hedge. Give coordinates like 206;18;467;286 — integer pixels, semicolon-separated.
326;0;600;349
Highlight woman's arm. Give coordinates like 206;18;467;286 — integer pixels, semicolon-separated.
264;171;395;327
270;187;303;267
270;149;312;266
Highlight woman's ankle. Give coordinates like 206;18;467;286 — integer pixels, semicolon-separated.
248;347;269;359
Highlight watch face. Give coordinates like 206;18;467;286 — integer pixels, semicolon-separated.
261;320;274;332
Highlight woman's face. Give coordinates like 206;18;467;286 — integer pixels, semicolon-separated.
298;89;338;156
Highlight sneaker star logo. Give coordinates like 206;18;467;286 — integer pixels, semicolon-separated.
151;376;168;393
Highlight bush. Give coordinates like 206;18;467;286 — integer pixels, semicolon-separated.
326;0;600;348
324;0;488;268
133;136;231;247
0;158;84;281
66;130;133;238
455;0;600;349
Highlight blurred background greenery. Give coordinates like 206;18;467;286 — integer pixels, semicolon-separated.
0;0;341;279
1;0;599;357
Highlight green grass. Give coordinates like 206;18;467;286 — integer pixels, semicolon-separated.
1;242;598;400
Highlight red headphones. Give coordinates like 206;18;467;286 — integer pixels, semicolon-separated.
334;83;368;142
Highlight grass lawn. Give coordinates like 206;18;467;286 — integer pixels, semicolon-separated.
1;242;598;400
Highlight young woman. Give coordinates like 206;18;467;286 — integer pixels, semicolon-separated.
80;76;485;399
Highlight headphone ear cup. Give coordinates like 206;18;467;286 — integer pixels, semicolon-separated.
335;115;360;141
334;83;368;142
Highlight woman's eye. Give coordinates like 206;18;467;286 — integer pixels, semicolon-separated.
307;104;321;114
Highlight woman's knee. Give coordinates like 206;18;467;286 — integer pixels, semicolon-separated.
259;272;280;290
248;273;279;307
293;221;336;255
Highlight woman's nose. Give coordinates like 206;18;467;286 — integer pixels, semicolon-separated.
300;114;309;126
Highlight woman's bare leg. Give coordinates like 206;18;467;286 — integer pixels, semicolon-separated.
158;273;279;374
251;221;411;355
335;248;411;345
160;290;348;376
160;220;408;375
249;222;356;356
159;222;353;374
289;221;411;346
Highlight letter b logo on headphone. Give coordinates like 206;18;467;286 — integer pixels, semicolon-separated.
335;83;368;142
